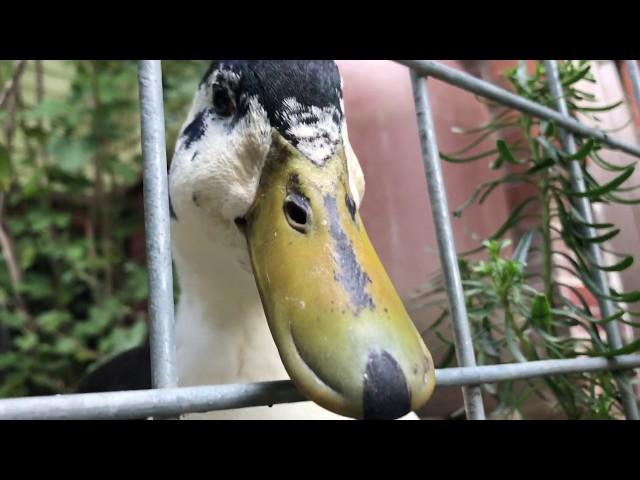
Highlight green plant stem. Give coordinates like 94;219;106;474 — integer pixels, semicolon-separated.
541;175;554;303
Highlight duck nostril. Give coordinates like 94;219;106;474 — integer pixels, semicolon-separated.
362;351;411;420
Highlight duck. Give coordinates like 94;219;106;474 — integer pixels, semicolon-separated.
80;60;436;420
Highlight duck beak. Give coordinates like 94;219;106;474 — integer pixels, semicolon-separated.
243;131;435;419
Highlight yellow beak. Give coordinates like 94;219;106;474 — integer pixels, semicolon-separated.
244;131;435;419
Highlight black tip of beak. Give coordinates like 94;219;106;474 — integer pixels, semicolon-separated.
362;351;411;420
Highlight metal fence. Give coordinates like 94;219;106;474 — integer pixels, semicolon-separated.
1;59;639;420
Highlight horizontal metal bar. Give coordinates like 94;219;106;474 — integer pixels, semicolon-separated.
1;355;639;419
395;60;640;158
0;381;306;420
436;354;640;387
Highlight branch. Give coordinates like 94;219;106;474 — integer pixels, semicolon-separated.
0;194;30;318
0;60;28;111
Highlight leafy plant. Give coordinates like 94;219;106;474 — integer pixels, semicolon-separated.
415;60;640;419
0;60;206;397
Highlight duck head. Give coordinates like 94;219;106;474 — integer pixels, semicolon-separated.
169;60;435;419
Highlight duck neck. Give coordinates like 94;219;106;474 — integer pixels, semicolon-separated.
171;225;286;387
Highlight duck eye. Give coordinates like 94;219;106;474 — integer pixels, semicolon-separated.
284;193;310;234
212;85;235;117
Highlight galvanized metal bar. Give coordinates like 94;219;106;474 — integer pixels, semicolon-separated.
409;70;486;420
0;381;304;420
544;60;639;420
437;354;640;387
1;355;639;419
626;60;640;112
138;60;177;391
396;60;640;159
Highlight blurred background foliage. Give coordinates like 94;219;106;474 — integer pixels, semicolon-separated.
0;60;208;397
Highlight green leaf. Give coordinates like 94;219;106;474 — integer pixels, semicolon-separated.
122;262;149;302
19;274;53;301
440;149;499;164
608;289;640;304
590;310;626;326
563;139;595;161
530;294;552;333
567;207;613;229
98;321;147;355
74;348;98;363
54;337;78;355
0;352;19;369
490;197;538;240
109;161;138;185
540;120;555;137
18;239;37;270
65;243;86;263
591;151;635;172
448;118;519;155
30;373;63;392
572;166;634;199
14;332;38;352
36;311;72;333
601;192;640;205
561;64;592;87
22;99;70;122
468;303;497;317
496;140;519;166
525;158;555;175
512;231;535;266
479;176;535;205
51;212;71;229
7;217;27;234
26;209;52;232
72;305;113;338
50;139;92;174
590;255;634;272
578;228;620;244
0;310;27;328
576;100;624;112
577;270;640;303
588;338;640;358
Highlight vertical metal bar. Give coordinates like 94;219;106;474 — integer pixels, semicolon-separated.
626;60;640;112
544;60;639;420
138;60;178;392
409;69;486;420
